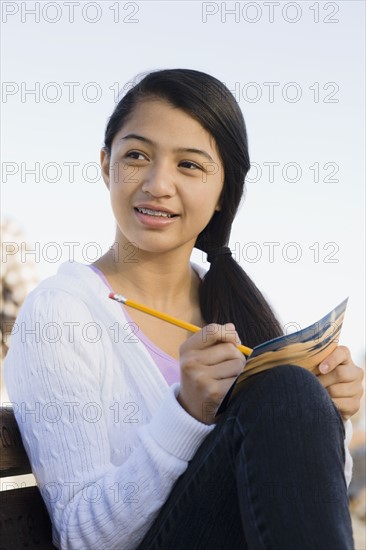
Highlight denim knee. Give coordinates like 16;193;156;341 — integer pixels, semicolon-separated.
227;364;345;439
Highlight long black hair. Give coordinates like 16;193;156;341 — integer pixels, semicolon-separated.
104;68;283;347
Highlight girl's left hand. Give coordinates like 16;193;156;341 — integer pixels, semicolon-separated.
317;346;364;421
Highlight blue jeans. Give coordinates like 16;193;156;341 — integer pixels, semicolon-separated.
137;365;354;550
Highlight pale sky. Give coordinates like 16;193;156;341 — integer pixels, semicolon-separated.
2;1;365;362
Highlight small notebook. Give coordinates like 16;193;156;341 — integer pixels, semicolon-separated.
216;298;348;416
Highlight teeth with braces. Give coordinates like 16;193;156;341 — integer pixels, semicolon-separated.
137;207;174;218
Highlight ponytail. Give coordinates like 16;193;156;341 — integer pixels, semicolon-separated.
198;253;283;349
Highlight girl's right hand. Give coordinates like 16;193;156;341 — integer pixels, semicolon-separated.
177;323;246;425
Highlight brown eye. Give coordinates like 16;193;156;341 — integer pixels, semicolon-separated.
179;161;201;170
125;151;147;160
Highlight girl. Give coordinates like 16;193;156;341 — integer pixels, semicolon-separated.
4;69;363;549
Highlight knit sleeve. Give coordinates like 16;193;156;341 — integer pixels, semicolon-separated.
3;289;214;550
343;419;353;487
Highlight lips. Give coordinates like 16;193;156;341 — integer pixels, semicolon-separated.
134;204;179;218
134;207;179;227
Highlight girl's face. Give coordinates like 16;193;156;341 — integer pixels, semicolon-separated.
101;98;224;259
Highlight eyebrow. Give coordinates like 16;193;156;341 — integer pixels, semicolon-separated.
120;133;215;163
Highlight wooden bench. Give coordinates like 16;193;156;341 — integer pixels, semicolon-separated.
0;406;56;549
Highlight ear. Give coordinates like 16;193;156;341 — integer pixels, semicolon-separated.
100;148;110;190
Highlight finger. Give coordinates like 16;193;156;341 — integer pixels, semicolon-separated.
317;363;359;388
319;345;351;374
181;323;241;352
202;340;245;365
181;343;245;373
208;358;246;381
320;380;361;399
202;323;241;347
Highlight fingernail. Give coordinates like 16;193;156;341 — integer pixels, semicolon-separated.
319;363;329;374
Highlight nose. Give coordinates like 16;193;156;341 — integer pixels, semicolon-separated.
141;160;176;198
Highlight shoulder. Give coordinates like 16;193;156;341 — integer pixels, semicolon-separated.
13;261;109;325
3;263;110;383
38;260;104;296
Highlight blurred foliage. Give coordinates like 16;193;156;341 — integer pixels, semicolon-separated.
1;219;39;362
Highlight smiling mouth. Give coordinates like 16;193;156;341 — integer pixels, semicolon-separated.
135;207;178;218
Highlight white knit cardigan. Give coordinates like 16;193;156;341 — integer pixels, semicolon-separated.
3;261;353;550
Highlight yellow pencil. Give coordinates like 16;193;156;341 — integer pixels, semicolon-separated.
109;292;253;356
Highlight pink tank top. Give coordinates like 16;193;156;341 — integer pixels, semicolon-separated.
89;265;180;386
